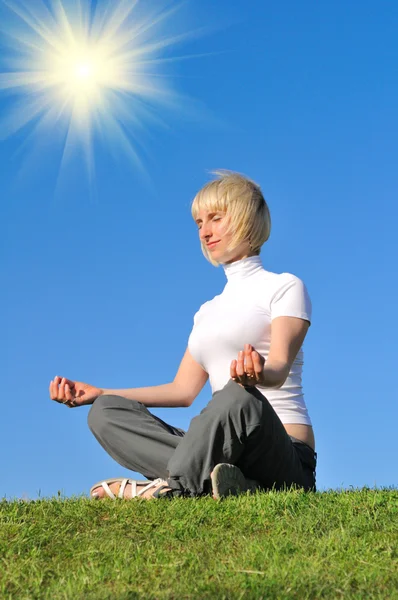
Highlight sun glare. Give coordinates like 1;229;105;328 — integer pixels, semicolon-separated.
0;0;194;183
75;62;93;80
50;44;114;112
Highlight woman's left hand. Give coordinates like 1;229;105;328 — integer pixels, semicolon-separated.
230;344;265;387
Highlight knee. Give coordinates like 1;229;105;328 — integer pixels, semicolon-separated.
87;395;142;435
87;394;128;435
210;380;262;419
88;395;111;435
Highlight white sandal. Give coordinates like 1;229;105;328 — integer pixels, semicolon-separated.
90;477;165;499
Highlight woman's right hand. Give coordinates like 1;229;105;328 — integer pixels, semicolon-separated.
49;376;103;408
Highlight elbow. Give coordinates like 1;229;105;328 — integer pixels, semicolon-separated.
275;372;289;389
274;379;286;390
267;362;290;389
181;395;194;407
174;389;193;408
172;381;195;407
267;372;288;390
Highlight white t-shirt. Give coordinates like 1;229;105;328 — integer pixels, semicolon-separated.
188;255;312;425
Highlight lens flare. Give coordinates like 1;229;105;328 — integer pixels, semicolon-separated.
0;0;196;183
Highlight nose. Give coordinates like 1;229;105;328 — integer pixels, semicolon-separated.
199;220;213;242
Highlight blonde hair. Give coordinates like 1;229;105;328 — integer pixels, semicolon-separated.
191;170;271;266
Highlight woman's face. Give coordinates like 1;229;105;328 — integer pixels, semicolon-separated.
195;208;252;264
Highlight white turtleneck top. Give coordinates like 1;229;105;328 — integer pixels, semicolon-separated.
188;256;312;425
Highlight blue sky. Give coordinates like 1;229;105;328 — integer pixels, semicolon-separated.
1;0;397;499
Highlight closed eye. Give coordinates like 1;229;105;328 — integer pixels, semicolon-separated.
196;213;223;229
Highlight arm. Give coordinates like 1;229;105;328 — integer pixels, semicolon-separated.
231;316;310;389
51;348;208;408
264;274;311;388
102;347;209;408
262;316;310;388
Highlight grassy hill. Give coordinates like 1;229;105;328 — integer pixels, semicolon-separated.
1;488;397;599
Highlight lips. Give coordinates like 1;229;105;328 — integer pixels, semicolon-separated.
207;241;220;248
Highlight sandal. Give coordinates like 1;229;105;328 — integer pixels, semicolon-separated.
90;477;166;499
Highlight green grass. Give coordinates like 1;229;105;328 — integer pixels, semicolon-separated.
1;489;397;599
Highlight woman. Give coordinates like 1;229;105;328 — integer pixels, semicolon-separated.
49;171;317;500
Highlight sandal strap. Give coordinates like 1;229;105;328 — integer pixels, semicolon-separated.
93;477;166;500
152;484;176;499
118;478;129;499
100;481;116;500
136;478;163;497
154;485;187;498
131;480;137;498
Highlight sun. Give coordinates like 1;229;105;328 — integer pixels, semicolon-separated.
0;0;195;183
74;61;93;79
46;40;118;120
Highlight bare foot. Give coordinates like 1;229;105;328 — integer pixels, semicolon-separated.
91;479;170;500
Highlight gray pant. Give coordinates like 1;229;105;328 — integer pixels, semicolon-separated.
88;378;317;496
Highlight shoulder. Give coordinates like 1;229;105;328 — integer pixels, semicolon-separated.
267;270;305;284
267;272;312;322
256;270;308;295
267;271;308;293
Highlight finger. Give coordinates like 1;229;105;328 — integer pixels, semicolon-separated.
64;383;72;401
50;379;60;401
52;376;61;399
230;359;238;380
236;351;245;377
66;384;78;405
252;351;265;375
58;377;67;401
244;345;254;376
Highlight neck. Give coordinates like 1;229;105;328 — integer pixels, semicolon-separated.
222;255;263;282
223;251;257;265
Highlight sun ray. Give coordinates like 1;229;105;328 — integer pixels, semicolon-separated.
0;0;203;188
94;0;139;42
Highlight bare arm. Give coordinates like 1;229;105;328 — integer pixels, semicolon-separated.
51;348;208;408
265;316;310;388
230;316;310;389
100;382;185;407
102;348;209;408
